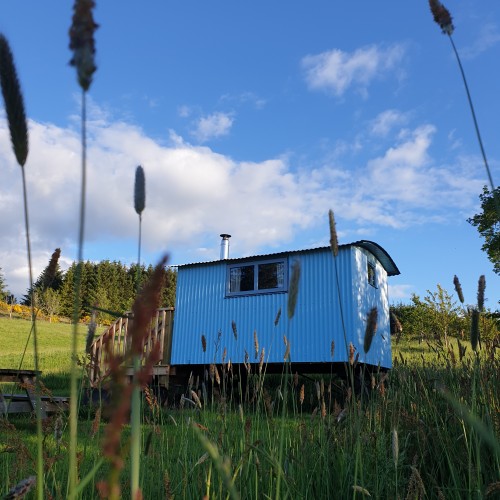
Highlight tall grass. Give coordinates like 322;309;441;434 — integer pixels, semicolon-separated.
1;322;498;498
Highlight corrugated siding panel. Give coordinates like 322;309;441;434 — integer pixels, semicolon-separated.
284;248;355;364
171;246;392;368
351;247;392;368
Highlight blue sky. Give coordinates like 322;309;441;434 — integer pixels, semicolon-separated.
0;1;498;308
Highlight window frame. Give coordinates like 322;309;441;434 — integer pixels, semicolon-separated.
226;257;288;297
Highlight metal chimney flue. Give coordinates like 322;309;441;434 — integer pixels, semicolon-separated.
220;233;231;260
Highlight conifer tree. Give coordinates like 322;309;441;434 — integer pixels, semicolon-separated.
22;248;63;306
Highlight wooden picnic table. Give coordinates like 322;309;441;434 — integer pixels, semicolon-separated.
0;369;67;417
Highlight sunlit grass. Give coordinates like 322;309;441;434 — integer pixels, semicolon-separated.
0;315;498;498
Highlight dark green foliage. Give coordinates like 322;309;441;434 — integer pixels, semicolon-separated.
57;260;177;321
20;256;176;321
0;266;7;300
22;248;64;306
468;186;500;277
162;267;177;308
391;283;499;343
391;285;464;340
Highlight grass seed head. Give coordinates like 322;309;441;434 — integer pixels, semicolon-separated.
163;471;173;500
274;307;282;326
477;275;486;312
352;485;371;497
470;308;480;351
392;428;399;467
134;165;146;216
299;384;305;405
259;347;265;374
284;342;291;361
54;415;63;443
406;465;426;499
485;482;500;498
0;34;28;167
4;476;36;500
364;307;378;354
349;342;355;365
91;407;101;437
253;330;259;359
130;255;168;355
69;0;98;91
85;309;97;353
429;0;454;35
287;259;301;319
329;209;339;257
453;275;464;304
191;390;202;409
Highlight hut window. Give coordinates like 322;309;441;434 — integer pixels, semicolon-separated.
227;258;287;296
367;262;376;287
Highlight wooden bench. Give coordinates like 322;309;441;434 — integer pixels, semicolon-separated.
0;369;68;417
1;393;69;415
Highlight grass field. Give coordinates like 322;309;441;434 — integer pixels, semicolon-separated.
0;316;87;395
0;315;498;498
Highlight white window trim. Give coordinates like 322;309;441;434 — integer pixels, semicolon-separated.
226;257;288;297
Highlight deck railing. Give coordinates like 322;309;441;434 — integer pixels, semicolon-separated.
88;307;174;387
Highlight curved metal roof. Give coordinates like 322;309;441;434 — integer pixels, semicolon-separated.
348;240;400;276
180;240;400;276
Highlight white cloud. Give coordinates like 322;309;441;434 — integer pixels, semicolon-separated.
461;23;500;59
191;112;234;142
370;109;408;137
301;44;405;96
0;108;488;298
359;125;484;220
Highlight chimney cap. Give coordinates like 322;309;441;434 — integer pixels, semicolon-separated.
220;233;231;239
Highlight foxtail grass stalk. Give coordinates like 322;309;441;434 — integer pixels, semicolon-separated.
68;2;97;494
429;1;499;217
68;88;88;497
21;168;44;500
329;211;349;359
0;33;43;499
276;259;300;500
447;35;498;201
131;165;146;498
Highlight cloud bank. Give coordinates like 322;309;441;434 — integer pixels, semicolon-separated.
0;107;485;298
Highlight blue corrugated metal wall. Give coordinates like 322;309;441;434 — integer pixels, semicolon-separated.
170;246;392;368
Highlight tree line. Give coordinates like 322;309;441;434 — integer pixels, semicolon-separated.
0;249;177;323
390;284;499;345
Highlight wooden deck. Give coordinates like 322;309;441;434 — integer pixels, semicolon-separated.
88;307;174;388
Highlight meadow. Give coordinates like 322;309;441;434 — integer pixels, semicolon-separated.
0;315;498;499
0;1;499;498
